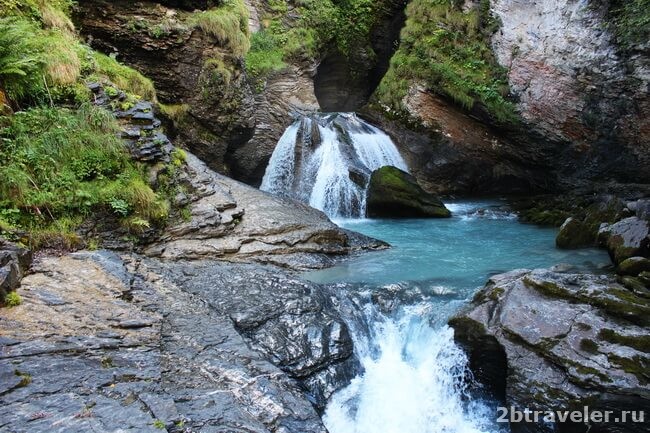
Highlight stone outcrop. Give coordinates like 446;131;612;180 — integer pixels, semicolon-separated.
450;269;650;433
383;89;558;195
555;195;628;249
599;217;650;265
0;241;32;305
0;251;359;432
75;0;257;176
366;166;451;218
144;152;386;268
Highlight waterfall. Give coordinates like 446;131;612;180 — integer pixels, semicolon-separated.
260;113;408;218
323;297;497;433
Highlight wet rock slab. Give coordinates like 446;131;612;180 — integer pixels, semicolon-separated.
0;251;357;432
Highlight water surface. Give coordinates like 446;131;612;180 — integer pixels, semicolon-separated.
307;201;610;433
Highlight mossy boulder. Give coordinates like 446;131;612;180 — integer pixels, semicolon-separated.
555;195;627;249
366;166;451;218
556;217;594;248
618;257;650;277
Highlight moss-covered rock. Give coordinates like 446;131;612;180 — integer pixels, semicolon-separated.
618;257;650;277
554;195;627;249
556;217;594;249
450;269;650;433
366;166;451;218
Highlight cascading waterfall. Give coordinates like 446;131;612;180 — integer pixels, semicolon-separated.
261;113;408;218
322;293;498;433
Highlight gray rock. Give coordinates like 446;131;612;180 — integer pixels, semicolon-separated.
145;152;381;268
0;251;355;432
450;269;650;433
598;217;650;264
0;241;32;304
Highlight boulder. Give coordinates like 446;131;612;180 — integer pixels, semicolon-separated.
0;251;359;432
617;257;650;277
556;217;594;248
366;166;451;218
450;269;650;433
598;217;650;264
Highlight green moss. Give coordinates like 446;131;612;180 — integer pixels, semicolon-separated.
91;52;156;101
153;419;165;429
375;0;518;124
488;287;505;301
606;0;650;50
14;369;31;387
607;354;649;385
448;316;487;337
579;338;600;354
524;278;573;299
158;103;190;123
598;329;650;353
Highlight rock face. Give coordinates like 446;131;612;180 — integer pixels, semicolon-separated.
450;269;650;433
145;152;386;267
0;251;358;432
366;166;451;218
363;90;559;195
489;0;650;184
75;0;257;176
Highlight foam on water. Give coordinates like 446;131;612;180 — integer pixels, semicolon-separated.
324;303;497;433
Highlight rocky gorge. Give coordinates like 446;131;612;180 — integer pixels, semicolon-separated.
1;0;650;432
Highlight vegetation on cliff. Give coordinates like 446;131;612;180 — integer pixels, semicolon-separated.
606;0;650;50
188;0;250;57
375;0;518;124
245;0;397;80
0;0;173;248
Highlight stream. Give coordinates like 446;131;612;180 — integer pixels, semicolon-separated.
305;204;610;433
262;115;611;433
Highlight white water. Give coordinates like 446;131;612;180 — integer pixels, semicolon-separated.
324;303;496;433
260;113;408;218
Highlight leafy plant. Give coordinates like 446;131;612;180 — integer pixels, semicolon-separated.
4;291;22;307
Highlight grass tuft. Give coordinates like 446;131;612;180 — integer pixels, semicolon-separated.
91;52;156;101
188;0;251;57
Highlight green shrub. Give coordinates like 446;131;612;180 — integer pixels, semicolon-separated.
0;17;46;102
375;0;518;124
4;291;22;307
0;104;167;245
188;0;250;57
607;0;650;49
245;0;391;80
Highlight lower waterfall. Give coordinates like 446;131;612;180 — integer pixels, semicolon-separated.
260;113;408;218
